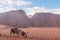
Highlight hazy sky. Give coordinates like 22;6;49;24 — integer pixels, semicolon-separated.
0;0;60;15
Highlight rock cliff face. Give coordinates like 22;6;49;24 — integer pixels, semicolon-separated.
0;10;31;27
32;13;57;27
0;10;60;27
54;14;60;27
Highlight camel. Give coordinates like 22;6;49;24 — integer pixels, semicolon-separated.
10;28;20;37
10;28;28;38
20;30;28;38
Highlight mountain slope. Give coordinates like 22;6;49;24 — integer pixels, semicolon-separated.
0;10;31;27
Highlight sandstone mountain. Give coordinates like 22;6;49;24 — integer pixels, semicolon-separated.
0;10;60;27
32;12;60;27
0;10;31;27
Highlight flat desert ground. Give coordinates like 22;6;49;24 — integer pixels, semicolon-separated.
0;25;60;40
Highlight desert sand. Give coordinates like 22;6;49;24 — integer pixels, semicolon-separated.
0;25;60;40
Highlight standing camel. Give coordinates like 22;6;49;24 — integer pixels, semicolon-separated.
10;28;28;38
10;28;19;37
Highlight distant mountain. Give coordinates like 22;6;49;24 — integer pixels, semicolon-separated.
0;10;31;27
32;12;59;27
0;10;60;27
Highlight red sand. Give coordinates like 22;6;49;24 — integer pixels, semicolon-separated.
0;25;60;40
